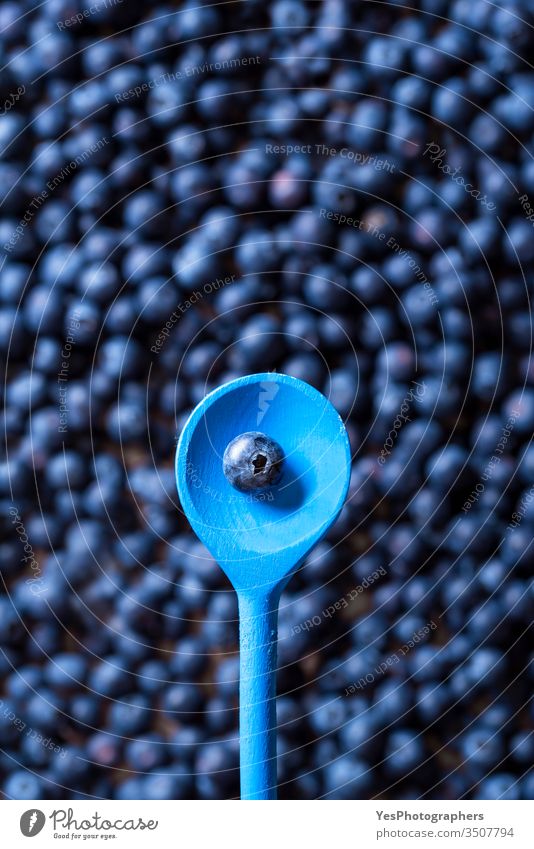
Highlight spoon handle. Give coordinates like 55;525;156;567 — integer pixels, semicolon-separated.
237;589;280;800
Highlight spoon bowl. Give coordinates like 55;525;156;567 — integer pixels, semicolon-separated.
176;372;351;593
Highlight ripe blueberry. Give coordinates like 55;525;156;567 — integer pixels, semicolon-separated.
223;432;284;492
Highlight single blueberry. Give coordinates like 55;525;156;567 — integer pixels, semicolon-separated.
222;431;284;493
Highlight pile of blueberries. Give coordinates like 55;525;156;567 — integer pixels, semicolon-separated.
1;0;534;800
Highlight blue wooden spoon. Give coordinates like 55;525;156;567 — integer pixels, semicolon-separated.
175;373;351;800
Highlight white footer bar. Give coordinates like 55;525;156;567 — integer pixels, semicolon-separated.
4;800;532;849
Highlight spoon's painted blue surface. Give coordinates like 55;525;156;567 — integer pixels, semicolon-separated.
176;373;351;800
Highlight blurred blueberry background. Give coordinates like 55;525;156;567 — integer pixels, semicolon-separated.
1;0;534;801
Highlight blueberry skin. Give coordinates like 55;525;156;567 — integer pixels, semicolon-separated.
223;431;284;493
476;773;520;801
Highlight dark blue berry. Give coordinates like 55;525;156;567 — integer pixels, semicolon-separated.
223;431;284;493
